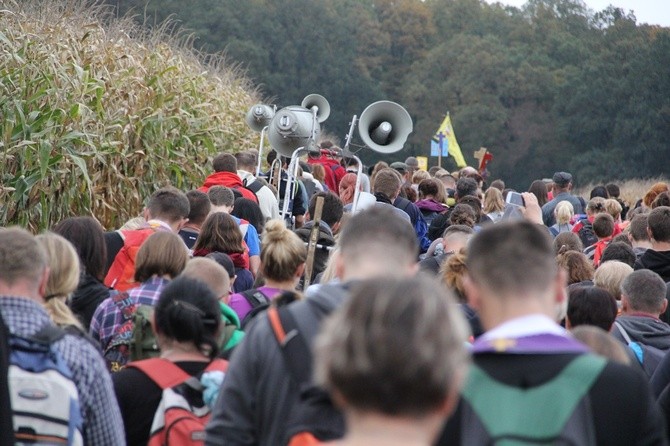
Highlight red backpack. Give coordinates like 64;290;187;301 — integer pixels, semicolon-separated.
104;228;156;291
128;358;228;446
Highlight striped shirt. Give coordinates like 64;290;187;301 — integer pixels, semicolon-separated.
0;296;126;445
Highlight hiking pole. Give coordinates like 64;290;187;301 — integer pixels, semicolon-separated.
303;196;324;290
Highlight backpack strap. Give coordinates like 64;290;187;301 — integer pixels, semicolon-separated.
614;321;634;345
31;324;67;344
240;289;270;309
128;358;194;390
268;306;312;385
204;358;229;374
244;178;263;195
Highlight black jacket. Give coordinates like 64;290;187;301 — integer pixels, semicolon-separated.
71;272;111;330
437;352;667;445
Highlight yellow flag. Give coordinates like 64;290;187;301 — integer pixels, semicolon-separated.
431;114;466;168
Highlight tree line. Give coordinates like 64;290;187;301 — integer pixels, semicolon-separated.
106;0;670;189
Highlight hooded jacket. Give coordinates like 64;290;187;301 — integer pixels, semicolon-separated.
199;171;259;203
205;283;349;445
612;314;670;351
71;272;111;329
634;249;670;282
294;220;336;284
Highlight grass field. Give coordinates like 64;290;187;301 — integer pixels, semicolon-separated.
574;177;669;210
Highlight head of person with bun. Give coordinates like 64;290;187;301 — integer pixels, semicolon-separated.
227;219;307;323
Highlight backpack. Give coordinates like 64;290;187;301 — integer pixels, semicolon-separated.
460;354;606;445
104;228;156;291
128;358;228;446
104;291;159;372
614;321;666;378
577;219;598;248
268;303;345;446
9;325;84;445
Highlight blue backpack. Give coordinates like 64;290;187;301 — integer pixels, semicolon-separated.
9;325;83;445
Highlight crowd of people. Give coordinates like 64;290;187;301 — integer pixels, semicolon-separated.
3;142;670;445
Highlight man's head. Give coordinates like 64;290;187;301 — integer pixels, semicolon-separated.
307;192;343;230
336;207;418;281
144;187;190;231
593;213;614;239
372;168;402;201
628;214;650;244
185;190;212;228
404;156;419;175
0;228;49;299
647;206;670;243
212;153;237;173
599;242;636;267
208;186;235;213
621;269;668;316
552;171;573;192
465;221;564;326
314;277;468;421
435;170;456;190
181;257;230;302
234;151;257;173
455;177;478;200
567;286;617;331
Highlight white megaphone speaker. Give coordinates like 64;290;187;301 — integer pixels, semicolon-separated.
245;104;275;132
301;94;330;123
267;106;321;157
358;101;413;154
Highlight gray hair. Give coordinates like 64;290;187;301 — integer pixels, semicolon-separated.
621;269;667;313
0;227;47;287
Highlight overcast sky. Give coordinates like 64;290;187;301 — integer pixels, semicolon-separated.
484;0;670;27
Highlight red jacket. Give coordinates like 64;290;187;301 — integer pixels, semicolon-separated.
307;156;346;192
199;171;258;204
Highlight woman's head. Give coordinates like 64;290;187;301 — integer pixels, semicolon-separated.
52;216;106;281
556;250;594;285
554;200;574;225
35;232;82;328
261;220;307;282
338;173;358;206
232;198;265;235
134;232;189;282
418;179;440;201
483;187;504;214
553;231;583;254
194;212;245;255
528;180;548;207
439;249;468;303
154;276;221;359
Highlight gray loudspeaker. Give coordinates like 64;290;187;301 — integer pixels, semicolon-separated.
267;106;321;157
301;94;330;123
245;104;275;132
358;101;413;154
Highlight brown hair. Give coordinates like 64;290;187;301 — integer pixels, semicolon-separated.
440;249;468;303
556;251;594;285
134;232;189;282
194;212;245;254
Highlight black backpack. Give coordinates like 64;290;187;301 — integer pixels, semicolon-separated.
577;219;598;248
239;289;300;330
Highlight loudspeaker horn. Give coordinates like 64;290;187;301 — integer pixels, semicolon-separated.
245;104;275;132
267;105;321;157
301;94;330;123
358;101;413;154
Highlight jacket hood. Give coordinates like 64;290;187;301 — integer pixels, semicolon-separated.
201;171;244;190
615;315;670;350
415;199;447;213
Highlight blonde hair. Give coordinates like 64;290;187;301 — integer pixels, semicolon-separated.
604;198;622;220
319;247;341;284
35;232;83;330
483;187;504;214
412;170;430;185
594;260;633;300
554;201;574;225
261;220;307;282
440;249;468;303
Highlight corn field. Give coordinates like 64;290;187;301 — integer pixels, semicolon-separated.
0;0;260;231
